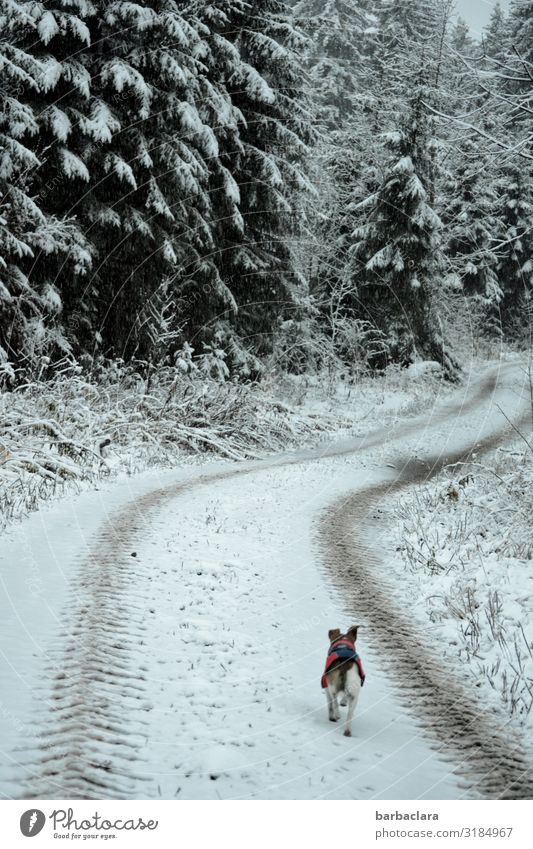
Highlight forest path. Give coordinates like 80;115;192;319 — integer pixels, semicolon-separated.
2;360;530;800
320;411;533;800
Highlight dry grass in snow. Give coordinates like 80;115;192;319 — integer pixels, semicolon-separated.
0;364;347;532
0;360;453;533
392;441;533;727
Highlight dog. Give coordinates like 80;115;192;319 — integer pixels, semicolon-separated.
322;626;365;737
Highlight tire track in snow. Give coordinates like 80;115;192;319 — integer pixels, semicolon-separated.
22;363;531;798
319;415;533;800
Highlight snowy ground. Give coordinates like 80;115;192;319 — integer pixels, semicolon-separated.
0;357;530;800
115;465;465;800
383;435;533;729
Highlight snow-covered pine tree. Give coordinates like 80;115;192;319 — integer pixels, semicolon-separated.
12;0;116;359
378;0;437;43
450;16;476;52
351;82;456;374
466;1;527;159
287;1;385;369
306;2;460;371
506;0;533;143
0;0;91;376
493;162;533;332
74;0;223;363
482;2;510;61
480;1;533;331
307;138;384;371
169;0;258;371
373;0;439;98
508;0;533;68
196;0;313;366
3;0;312;372
443;14;481;121
442;139;501;306
25;1;235;365
292;0;379;130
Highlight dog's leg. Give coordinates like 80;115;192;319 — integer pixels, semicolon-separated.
332;689;340;721
343;668;361;737
326;683;340;722
338;668;348;706
343;694;355;736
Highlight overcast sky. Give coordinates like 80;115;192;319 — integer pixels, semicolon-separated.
455;0;511;37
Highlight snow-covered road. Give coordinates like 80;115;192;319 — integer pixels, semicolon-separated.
0;360;530;800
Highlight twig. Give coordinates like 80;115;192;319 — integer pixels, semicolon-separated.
496;404;533;453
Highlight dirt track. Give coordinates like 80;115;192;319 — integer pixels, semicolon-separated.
23;363;532;799
320;418;533;800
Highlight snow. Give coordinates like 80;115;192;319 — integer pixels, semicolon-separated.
101;60;152;116
222;166;241;205
0;450;461;801
104;153;137;189
82;102;121;144
68;15;90;46
59;148;90;182
406;174;427;200
42;106;72;143
367;245;392;270
0;359;529;800
37;11;59;45
384;438;533;729
393;156;414;174
178;101;204;135
41;283;62;314
237;63;276;105
405;360;442;379
147;178;174;219
39;57;62;92
121;462;463;800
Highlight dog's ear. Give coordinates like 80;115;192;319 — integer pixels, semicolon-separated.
346;625;359;642
328;628;341;642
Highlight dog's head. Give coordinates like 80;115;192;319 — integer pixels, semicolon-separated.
328;625;359;644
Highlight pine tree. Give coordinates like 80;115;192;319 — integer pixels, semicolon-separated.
293;0;379;129
79;1;220;362
444;13;481;118
172;0;262;370
195;0;313;367
22;1;230;364
508;0;533;68
290;0;385;370
0;0;91;375
351;84;455;373
1;0;312;372
442;140;501;306
493;161;533;331
373;0;439;95
292;1;463;374
12;1;117;359
482;2;509;60
486;1;533;330
506;0;533;144
450;17;474;53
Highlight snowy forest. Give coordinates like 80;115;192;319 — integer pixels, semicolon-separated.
2;1;533;806
1;0;531;385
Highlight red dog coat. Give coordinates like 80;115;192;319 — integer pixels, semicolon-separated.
321;638;365;688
